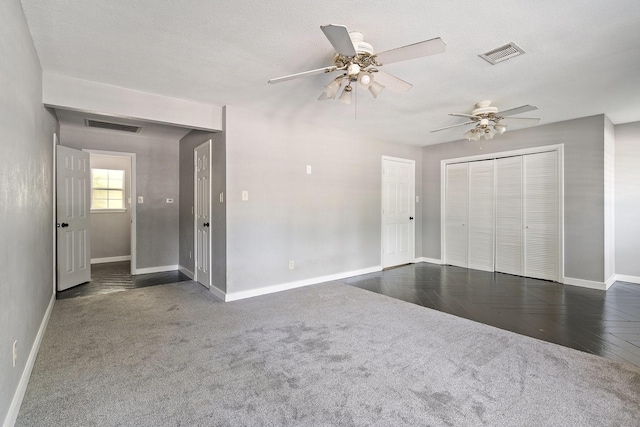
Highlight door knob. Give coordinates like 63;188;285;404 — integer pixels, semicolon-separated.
409;217;414;220
203;222;210;227
58;223;69;228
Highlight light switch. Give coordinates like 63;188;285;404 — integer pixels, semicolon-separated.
219;192;224;203
306;165;312;174
242;191;249;201
138;196;144;204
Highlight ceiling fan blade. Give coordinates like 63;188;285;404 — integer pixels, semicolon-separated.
498;104;538;117
268;66;338;84
430;121;477;132
374;37;446;65
500;117;541;123
449;113;478;119
320;24;357;57
371;70;412;93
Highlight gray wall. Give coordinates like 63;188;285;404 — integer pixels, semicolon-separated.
422;115;607;283
224;106;422;294
89;154;132;260
61;126;180;269
614;121;640;277
0;0;58;423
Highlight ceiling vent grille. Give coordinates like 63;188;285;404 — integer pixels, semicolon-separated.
479;42;525;65
85;119;141;133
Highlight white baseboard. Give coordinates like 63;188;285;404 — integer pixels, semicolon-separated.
91;255;131;264
134;265;178;275
563;276;607;291
415;257;442;265
605;274;617;290
209;285;226;301
224;266;382;302
613;274;640;285
4;293;55;427
178;266;194;280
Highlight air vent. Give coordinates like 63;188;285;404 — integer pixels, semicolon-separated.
85;119;141;133
479;42;525;65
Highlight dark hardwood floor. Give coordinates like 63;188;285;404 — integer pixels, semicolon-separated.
345;262;640;368
57;261;191;300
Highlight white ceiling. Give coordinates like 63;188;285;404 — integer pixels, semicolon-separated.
21;0;640;146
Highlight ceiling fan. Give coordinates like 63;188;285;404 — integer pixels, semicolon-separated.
268;24;446;104
431;100;540;141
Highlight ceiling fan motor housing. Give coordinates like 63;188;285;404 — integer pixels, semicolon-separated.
349;32;374;55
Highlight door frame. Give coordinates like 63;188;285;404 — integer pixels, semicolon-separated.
194;140;212;288
81;149;137;275
381;156;416;268
440;144;564;281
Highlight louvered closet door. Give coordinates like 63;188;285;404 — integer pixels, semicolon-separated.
523;151;558;281
468;159;495;271
495;156;524;276
445;163;468;267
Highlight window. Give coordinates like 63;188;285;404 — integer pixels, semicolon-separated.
91;168;125;210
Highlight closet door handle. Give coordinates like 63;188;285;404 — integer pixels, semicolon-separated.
409;217;414;220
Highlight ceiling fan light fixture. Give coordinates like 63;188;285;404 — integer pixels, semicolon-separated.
323;79;342;99
463;129;475;140
339;85;353;104
358;72;373;88
369;81;385;99
484;129;495;140
494;123;507;134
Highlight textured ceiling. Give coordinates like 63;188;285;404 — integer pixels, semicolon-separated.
20;0;640;146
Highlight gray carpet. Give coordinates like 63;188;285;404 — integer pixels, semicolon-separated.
16;281;640;426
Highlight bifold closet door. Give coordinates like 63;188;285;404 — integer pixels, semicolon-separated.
523;151;558;281
468;159;495;271
495;156;524;276
444;163;468;267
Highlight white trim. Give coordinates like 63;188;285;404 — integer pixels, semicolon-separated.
52;133;58;295
135;265;178;275
563;276;607;291
613;274;640;285
381;156;416;269
91;255;131;264
605;274;617;290
440;144;565;282
179;266;194;280
4;294;55;427
415;257;443;265
82;149;137;275
209;285;226;301
224;266;382;302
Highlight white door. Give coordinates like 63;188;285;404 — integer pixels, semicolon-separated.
194;141;211;288
444;163;469;267
382;157;415;268
495;156;524;276
56;145;91;291
468;159;495;272
523;151;558;281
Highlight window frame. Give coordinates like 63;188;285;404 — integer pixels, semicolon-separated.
90;168;127;213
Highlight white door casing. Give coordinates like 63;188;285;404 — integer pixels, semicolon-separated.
194;140;212;288
56;145;91;291
382;157;415;268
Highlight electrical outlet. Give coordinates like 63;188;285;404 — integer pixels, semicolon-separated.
289;260;294;270
137;196;144;204
306;165;312;174
13;341;17;367
219;192;224;203
242;191;249;201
